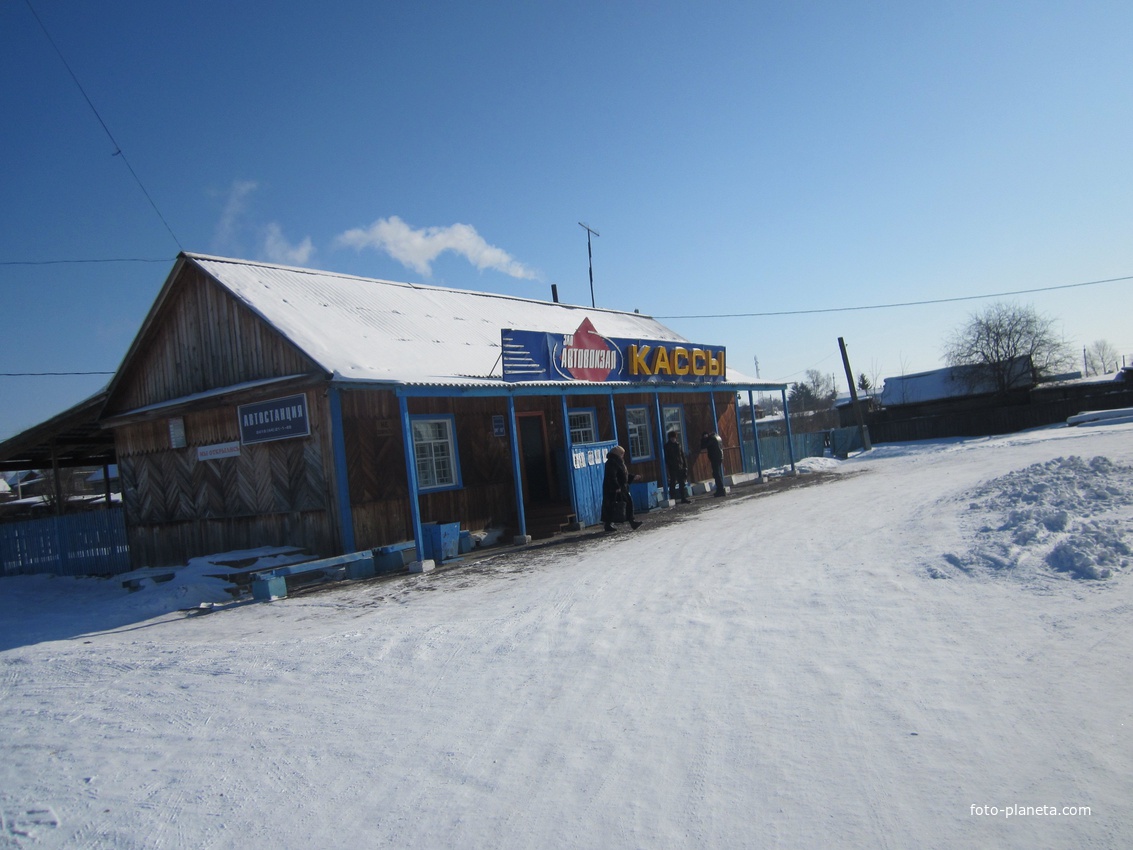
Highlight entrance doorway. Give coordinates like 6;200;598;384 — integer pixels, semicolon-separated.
516;412;553;502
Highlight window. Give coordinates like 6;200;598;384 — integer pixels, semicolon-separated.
662;405;686;449
625;406;653;460
411;415;462;491
568;409;598;444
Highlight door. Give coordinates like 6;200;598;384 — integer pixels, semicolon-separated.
517;412;552;502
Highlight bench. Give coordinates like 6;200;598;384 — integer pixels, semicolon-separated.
250;550;376;600
374;540;417;574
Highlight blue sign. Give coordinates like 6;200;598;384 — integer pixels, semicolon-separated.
502;318;726;384
238;394;311;445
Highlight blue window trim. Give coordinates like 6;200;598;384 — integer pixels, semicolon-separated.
662;403;688;452
625;405;654;461
409;413;463;493
567;406;599;444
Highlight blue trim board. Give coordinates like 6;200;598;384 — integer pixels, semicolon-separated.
340;380;786;398
507;396;528;539
326;386;356;553
398;395;427;563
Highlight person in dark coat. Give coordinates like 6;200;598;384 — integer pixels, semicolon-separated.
663;431;691;504
700;430;727;497
601;445;642;532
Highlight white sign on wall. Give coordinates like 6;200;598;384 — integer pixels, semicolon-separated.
197;442;241;462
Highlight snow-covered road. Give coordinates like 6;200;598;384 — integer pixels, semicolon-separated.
2;421;1131;849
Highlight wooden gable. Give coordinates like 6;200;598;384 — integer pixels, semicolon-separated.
103;258;326;417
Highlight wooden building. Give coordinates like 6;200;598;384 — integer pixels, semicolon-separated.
100;254;787;568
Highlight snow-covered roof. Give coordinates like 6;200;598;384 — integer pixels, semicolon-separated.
189;254;697;388
879;357;1032;407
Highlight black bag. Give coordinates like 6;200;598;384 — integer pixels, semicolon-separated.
608;496;627;523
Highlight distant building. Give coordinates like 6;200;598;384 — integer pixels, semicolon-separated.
879;357;1033;408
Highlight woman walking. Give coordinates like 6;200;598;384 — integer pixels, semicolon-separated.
601;445;642;532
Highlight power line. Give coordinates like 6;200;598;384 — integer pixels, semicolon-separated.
656;273;1133;320
0;258;169;266
23;0;182;250
1;371;114;377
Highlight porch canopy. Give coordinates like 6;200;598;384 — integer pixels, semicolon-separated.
0;390;117;511
332;375;791;563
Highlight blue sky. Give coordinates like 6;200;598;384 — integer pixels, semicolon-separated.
3;0;1132;441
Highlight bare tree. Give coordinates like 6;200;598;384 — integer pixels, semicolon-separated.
943;302;1073;393
799;369;836;408
867;358;884;398
1085;339;1120;376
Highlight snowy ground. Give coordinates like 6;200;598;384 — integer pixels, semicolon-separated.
2;420;1131;849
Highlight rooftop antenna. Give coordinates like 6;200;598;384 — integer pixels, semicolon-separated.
579;222;600;307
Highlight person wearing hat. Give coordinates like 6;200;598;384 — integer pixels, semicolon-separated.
700;430;727;497
601;445;642;532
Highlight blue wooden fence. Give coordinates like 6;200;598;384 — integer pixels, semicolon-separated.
744;426;867;474
570;440;618;527
0;507;131;578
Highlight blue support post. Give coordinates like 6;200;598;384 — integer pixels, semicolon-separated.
397;394;426;562
781;387;798;474
507;395;529;540
607;393;619;444
709;391;719;431
327;386;356;553
735;392;748;474
560;395;577;518
749;390;764;478
654;391;669;498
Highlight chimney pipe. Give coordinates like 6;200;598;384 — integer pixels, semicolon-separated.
551;284;559;303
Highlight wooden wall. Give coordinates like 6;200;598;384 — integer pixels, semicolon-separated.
107;265;319;415
338;388;746;548
593;390;739;485
342;390;520;549
116;391;336;568
115;383;741;565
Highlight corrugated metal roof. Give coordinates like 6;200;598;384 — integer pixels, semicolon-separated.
189;254;690;386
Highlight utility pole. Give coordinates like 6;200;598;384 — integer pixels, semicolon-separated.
838;337;872;451
579;222;600;308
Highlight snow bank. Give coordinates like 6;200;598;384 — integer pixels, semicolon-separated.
938;455;1133;581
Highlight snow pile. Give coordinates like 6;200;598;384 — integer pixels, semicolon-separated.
791;455;843;473
108;547;316;619
939;455;1133;581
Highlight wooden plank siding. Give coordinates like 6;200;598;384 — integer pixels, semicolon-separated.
342;390;520;549
112;383;741;566
108;266;323;413
103;264;339;568
340;389;736;549
599;390;739;486
116;392;336;568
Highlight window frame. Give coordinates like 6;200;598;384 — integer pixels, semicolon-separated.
662;404;687;451
625;405;654;461
409;414;463;492
567;407;599;444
